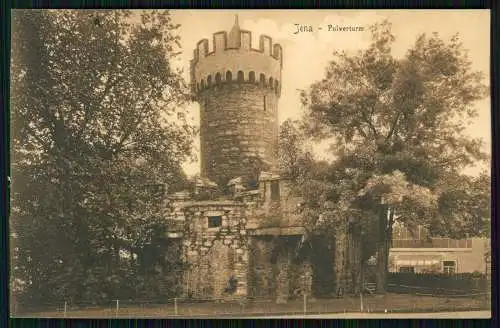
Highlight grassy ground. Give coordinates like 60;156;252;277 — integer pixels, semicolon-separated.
14;293;490;318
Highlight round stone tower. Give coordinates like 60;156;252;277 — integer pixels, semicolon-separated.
190;15;283;188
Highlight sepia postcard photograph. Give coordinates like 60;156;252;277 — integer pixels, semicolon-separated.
9;9;491;319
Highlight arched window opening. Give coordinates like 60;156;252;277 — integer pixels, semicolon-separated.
207;75;212;86
260;73;266;85
275;80;279;91
269;77;274;88
196;83;200;92
249;71;256;83
226;71;232;82
237;71;244;83
201;79;205;89
215;73;222;85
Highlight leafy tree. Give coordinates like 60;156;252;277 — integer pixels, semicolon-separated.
10;9;195;307
431;171;490;239
298;20;489;293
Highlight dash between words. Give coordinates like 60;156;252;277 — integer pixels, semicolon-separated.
294;24;364;34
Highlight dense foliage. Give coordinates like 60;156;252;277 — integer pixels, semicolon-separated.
10;10;194;307
281;20;490;293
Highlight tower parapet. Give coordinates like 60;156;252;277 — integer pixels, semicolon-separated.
191;16;283;188
190;18;283;97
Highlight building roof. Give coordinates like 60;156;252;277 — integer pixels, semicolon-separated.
394;255;443;261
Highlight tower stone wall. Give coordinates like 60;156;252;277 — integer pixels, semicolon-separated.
191;19;282;187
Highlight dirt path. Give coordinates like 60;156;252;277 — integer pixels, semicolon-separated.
253;311;491;319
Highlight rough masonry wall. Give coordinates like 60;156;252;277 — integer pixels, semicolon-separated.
247;237;277;298
248;236;312;302
199;83;279;187
289;260;313;299
181;203;249;299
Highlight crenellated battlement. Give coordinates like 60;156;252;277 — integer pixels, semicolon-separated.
190;26;283;97
191;31;283;65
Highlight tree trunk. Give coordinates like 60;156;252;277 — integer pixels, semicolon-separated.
333;221;348;297
375;205;389;294
350;228;362;294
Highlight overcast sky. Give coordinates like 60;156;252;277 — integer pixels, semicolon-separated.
166;10;490;177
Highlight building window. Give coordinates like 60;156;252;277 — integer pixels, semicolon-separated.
208;216;222;228
271;181;280;200
263;95;267;111
443;261;456;274
399;266;415;273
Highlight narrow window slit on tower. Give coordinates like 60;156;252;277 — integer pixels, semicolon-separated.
263;95;267;111
237;71;244;83
260;73;266;86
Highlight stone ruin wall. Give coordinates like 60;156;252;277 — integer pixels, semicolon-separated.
180;202;249;299
247;237;276;298
166;193;362;301
247;236;313;303
175;199;314;302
